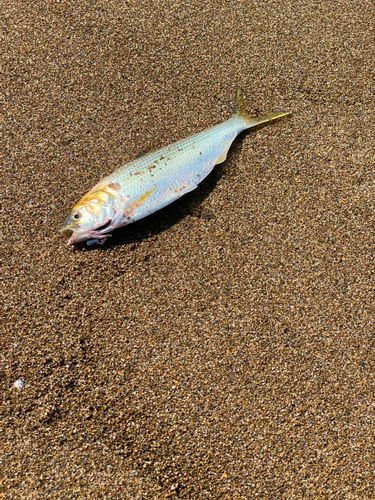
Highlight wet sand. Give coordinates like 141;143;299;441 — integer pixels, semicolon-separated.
2;0;375;497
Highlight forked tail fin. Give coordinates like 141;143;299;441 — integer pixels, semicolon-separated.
231;85;291;129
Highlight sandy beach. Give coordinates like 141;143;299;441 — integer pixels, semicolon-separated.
2;0;375;497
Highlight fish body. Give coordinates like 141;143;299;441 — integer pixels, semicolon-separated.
61;87;290;245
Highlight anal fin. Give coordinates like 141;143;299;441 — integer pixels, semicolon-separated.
215;149;229;165
215;137;236;165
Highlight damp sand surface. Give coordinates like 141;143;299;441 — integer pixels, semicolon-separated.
2;0;375;498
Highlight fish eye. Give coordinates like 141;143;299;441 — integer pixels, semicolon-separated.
73;212;80;220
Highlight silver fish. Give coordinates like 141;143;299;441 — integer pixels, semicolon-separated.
61;87;290;245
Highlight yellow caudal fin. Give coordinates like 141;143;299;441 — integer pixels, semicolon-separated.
231;85;291;128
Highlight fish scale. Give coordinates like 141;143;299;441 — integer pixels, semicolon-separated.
60;87;290;245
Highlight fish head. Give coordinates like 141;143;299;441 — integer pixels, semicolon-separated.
60;183;121;245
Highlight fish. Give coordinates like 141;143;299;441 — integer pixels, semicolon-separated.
60;87;290;245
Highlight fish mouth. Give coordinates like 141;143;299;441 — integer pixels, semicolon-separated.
60;226;81;246
60;219;113;246
60;227;74;238
60;225;84;245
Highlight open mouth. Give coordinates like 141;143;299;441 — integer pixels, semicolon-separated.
60;228;74;238
95;219;112;232
60;217;113;245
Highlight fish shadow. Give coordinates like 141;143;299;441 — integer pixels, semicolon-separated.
80;120;286;251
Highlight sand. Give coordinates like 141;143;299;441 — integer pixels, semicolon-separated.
2;0;375;498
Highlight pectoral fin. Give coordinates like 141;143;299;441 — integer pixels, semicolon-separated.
128;188;156;210
122;188;156;219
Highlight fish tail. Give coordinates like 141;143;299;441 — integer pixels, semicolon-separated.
231;85;291;128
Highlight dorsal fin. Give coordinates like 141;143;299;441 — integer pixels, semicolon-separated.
135;146;155;159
